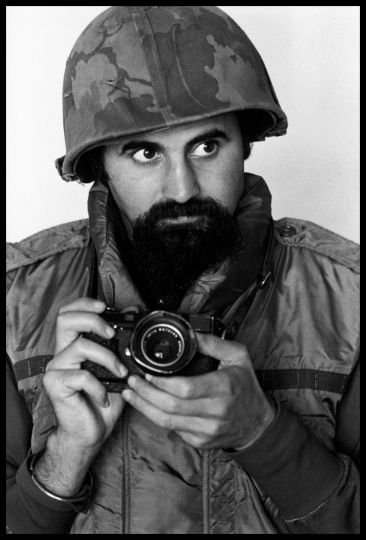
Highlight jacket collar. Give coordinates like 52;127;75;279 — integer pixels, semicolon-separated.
88;173;273;317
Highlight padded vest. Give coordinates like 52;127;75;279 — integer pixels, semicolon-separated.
6;175;359;533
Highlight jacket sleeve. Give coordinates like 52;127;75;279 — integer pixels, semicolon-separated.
6;356;77;534
230;360;360;534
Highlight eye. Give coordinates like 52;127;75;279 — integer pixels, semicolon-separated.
190;140;219;158
132;147;161;163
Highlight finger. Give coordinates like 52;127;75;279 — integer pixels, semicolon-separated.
120;305;141;314
122;388;211;433
43;368;110;409
58;297;106;315
196;333;251;369
55;310;115;353
144;370;222;399
127;375;224;417
176;430;211;448
49;337;127;378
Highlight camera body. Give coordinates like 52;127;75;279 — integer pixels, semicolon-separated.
82;308;226;392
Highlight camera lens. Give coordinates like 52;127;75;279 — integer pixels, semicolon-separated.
130;311;197;374
142;325;184;366
152;340;171;359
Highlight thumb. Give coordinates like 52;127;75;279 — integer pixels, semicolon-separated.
196;333;251;369
120;305;141;314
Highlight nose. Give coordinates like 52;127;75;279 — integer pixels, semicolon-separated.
162;156;200;203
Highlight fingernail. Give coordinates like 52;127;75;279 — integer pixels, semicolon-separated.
128;375;137;388
122;389;132;401
106;326;115;338
118;364;128;378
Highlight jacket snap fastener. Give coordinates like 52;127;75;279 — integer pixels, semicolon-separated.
279;225;297;237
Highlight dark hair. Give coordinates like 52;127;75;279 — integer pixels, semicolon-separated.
76;135;252;184
76;146;106;184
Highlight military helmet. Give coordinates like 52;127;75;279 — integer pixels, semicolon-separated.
56;6;288;183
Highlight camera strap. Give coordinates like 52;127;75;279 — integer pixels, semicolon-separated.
89;246;104;301
221;221;274;340
219;224;351;395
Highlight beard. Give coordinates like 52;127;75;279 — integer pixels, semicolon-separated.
129;197;244;310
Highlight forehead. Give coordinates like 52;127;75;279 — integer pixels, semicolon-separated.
107;112;240;148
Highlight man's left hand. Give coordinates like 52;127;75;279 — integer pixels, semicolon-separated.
122;333;275;450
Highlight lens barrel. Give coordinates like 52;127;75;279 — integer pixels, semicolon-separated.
130;311;197;374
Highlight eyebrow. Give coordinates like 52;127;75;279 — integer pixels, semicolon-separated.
120;128;229;154
187;129;229;150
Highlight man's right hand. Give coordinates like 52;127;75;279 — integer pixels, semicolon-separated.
34;297;127;497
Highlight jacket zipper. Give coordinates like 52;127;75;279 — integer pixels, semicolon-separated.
202;449;211;534
122;407;131;534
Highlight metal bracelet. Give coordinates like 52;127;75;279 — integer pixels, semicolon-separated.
29;452;94;503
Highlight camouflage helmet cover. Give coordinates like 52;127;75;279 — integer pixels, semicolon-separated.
56;5;288;182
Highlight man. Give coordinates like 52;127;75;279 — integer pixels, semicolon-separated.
6;6;359;534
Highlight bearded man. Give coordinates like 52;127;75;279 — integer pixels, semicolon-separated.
6;6;359;534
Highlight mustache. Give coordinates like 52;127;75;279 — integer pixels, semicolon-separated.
136;197;229;225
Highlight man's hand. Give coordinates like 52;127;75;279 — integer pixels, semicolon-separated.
35;297;127;496
121;333;275;450
44;297;127;449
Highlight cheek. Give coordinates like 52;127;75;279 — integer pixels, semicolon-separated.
206;158;244;213
110;182;153;223
224;147;245;211
104;151;158;223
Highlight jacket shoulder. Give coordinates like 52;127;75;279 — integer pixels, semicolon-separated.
6;219;90;272
274;218;359;273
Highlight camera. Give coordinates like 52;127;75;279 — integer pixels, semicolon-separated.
81;307;227;392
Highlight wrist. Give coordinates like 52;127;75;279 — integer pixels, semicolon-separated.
28;452;94;512
34;431;98;497
232;395;277;452
49;426;104;455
